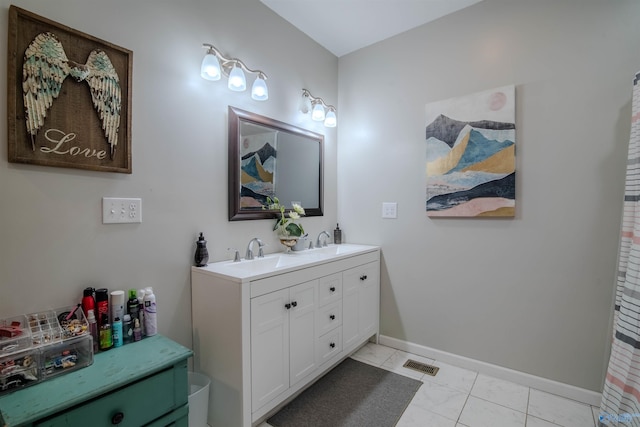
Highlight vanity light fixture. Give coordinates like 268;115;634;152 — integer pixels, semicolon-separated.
300;89;337;127
201;43;268;101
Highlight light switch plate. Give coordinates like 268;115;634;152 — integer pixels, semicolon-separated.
382;202;397;219
102;197;142;224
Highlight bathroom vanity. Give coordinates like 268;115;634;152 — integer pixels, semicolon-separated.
191;244;380;427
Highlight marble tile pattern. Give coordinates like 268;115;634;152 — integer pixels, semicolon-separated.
260;342;600;427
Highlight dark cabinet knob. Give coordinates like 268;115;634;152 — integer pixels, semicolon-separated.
111;412;124;424
330;286;336;292
291;301;297;307
330;342;336;348
360;275;368;281
285;303;291;309
330;314;335;320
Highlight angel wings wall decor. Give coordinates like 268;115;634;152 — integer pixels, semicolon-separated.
7;6;133;173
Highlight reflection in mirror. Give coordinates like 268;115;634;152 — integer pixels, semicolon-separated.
228;106;324;221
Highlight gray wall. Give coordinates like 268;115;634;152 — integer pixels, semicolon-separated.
337;0;640;391
0;0;338;349
2;0;637;394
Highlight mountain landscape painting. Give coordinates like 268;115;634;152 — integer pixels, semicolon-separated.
240;132;276;208
426;85;516;217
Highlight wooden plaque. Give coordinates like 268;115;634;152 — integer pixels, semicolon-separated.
7;6;133;173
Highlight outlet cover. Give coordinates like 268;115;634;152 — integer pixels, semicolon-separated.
102;197;142;224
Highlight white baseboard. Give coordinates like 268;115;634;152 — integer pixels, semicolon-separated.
378;335;602;407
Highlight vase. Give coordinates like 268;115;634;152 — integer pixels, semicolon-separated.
276;227;299;253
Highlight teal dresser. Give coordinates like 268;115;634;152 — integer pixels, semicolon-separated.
0;334;192;427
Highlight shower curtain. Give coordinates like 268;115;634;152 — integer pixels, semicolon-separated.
600;71;640;427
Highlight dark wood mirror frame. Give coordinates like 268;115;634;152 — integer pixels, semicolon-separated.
228;106;324;221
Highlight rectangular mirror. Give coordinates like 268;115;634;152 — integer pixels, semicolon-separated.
228;106;324;221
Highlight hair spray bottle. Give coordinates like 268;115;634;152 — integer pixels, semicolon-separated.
143;287;157;336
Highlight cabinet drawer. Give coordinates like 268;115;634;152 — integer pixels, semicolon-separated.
145;403;189;427
318;273;342;307
316;301;342;337
35;367;184;427
317;328;342;366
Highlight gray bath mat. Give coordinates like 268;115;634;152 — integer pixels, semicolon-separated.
267;357;422;427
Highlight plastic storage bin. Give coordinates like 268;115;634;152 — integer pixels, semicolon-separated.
27;310;63;346
0;347;39;394
55;305;89;340
0;306;93;396
0;315;31;356
188;372;211;427
40;334;93;379
26;306;89;347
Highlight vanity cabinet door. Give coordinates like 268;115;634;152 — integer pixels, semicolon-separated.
289;280;317;386
358;262;380;340
251;280;317;412
342;274;359;350
251;288;290;410
342;261;380;352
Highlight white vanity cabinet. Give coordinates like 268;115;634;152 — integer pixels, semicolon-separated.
343;261;380;352
251;280;317;411
191;245;380;427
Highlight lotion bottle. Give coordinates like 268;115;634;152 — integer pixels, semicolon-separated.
133;318;142;342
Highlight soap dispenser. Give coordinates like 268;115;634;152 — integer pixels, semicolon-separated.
334;224;342;244
194;232;209;267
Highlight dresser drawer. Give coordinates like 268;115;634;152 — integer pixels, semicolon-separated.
318;273;342;307
35;365;186;427
145;403;189;427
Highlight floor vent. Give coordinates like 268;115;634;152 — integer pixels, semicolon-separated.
403;360;439;376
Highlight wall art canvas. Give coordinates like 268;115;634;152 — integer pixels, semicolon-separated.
425;85;515;217
7;6;133;173
240;131;276;208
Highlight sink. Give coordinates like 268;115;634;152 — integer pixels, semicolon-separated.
229;254;310;270
217;253;314;277
197;243;378;280
306;244;367;257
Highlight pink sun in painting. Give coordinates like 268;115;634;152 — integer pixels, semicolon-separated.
243;138;250;149
488;91;507;111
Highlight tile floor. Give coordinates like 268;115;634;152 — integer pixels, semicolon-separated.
261;342;601;427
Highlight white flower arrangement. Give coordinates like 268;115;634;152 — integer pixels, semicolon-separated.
265;196;306;237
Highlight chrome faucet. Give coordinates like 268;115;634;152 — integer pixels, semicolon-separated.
245;237;265;260
316;231;331;248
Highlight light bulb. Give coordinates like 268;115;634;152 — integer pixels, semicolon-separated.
228;64;246;91
300;94;312;114
251;76;268;101
200;53;221;81
324;110;337;127
311;103;325;121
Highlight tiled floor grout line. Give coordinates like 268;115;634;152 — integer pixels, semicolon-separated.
457;388;472;425
458;371;480;424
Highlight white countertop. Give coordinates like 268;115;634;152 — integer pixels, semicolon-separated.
192;243;379;282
